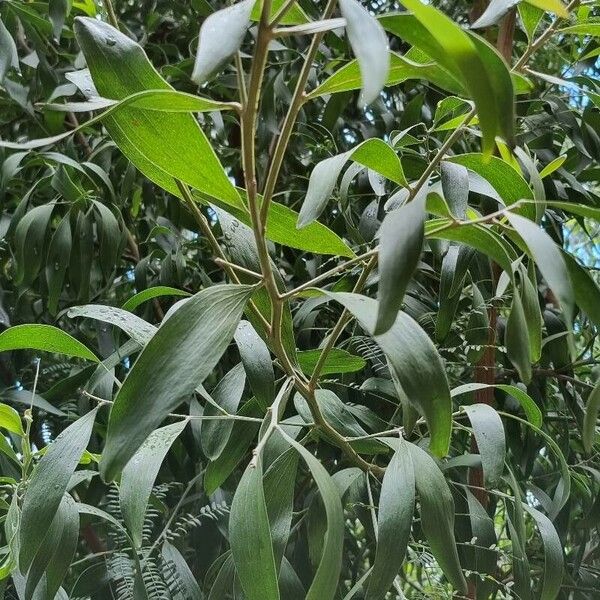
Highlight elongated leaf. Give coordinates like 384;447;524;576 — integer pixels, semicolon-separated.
229;456;280;600
73;17;242;208
101;284;253;481
452;383;542;427
20;408;98;570
192;0;253;84
234;320;274;411
67;304;157;347
471;0;520;28
120;419;188;547
298;138;406;228
462;404;506;488
202;364;246;460
365;437;415;600
408;443;467;593
0;18;19;82
280;430;344;600
339;0;389;107
523;505;564;600
161;541;202;600
375;193;425;334
45;215;71;316
441;161;469;220
0;324;98;362
583;380;600;454
505;291;532;384
324;292;452;457
507;213;574;324
121;286;191;312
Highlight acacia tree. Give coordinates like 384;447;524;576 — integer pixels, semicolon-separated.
0;0;599;597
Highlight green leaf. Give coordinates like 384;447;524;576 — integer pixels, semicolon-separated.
505;291;532;384
560;22;600;36
521;265;543;363
441;161;469;220
308;50;464;100
252;0;309;24
100;284;254;482
279;430;344;600
0;404;23;436
408;442;467;593
45;214;72;316
120;419;188;547
583;380;600;454
452;383;542;428
0;324;98;362
380;8;514;153
471;0;521;28
462;404;506;488
229;456;280;600
297;348;366;376
161;541;202;600
67;304;157;347
523;505;564;600
19;408;98;571
324;292;452;457
375;193;425;334
0;18;19;82
73;17;242;209
192;0;253;84
365;437;415;600
234;320;275;411
202;364;246;460
121;286;191;312
339;0;389;107
298;138;406;228
564;252;600;329
506;213;574;325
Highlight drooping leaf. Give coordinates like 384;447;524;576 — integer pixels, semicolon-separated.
202;364;246;460
462;403;506;488
161;541;203;600
324;292;452;457
19;408;98;570
100;284;253;481
583;380;600;454
0;404;23;436
121;286;191;312
120;419;188;547
339;0;390;107
234;320;274;411
229;456;280;600
375;193;426;334
365;437;415;600
0;324;98;362
408;442;467;593
505;290;532;384
192;0;253;84
297;348;366;376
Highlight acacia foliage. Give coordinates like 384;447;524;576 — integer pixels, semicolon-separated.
0;0;599;598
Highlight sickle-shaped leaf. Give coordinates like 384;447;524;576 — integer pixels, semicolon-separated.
462;403;506;488
298;138;406;228
0;324;98;362
192;0;254;84
506;212;574;325
339;0;390;107
365;437;415;600
408;442;467;594
202;363;247;460
324;292;452;457
20;408;98;571
229;456;280;600
121;286;191;312
523;505;564;600
279;429;344;600
120;419;188;547
505;290;532;384
375;193;426;335
100;284;254;482
583;380;600;454
235;320;274;411
73;17;241;208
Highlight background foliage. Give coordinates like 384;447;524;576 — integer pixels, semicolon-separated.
0;0;599;598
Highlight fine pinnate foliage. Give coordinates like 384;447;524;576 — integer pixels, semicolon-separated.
0;0;599;598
